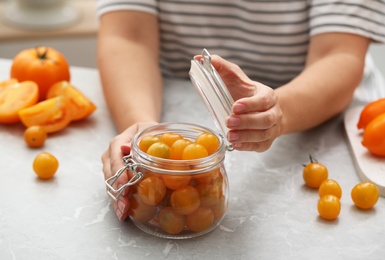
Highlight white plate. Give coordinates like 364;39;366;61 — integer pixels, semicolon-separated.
344;106;385;196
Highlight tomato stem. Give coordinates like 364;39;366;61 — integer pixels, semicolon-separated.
35;46;48;60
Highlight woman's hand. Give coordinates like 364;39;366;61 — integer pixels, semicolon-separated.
209;55;283;152
102;122;157;221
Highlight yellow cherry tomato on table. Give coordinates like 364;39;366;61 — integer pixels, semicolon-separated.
351;182;379;210
318;179;342;199
33;152;59;179
302;156;328;189
24;126;47;148
317;195;341;220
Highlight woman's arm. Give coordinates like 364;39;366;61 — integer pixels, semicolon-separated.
276;32;370;134
97;10;162;132
98;10;162;220
213;33;370;152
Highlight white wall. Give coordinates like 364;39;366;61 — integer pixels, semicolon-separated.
0;36;98;68
369;44;385;79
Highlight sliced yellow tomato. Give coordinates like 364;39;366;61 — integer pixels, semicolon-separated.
18;96;72;133
0;81;39;124
46;81;96;121
0;78;18;93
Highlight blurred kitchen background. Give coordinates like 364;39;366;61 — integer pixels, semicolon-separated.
0;0;384;80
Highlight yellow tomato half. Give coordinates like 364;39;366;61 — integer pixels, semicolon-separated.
0;81;39;124
18;96;73;133
46;81;96;121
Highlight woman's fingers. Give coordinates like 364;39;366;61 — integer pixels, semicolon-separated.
101;122;158;221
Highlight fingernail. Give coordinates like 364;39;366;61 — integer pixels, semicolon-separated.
228;132;240;142
232;143;242;148
227;117;241;127
118;199;126;213
233;103;245;113
116;208;124;220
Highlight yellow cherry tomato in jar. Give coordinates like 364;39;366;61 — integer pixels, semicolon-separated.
195;132;220;155
182;143;208;160
137;176;166;205
170;186;200;215
186;207;215;232
138;135;161;152
159;207;186;235
146;142;171;159
159;132;183;147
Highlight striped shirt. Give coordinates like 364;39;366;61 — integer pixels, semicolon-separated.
97;0;385;88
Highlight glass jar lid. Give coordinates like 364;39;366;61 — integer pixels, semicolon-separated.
189;49;234;149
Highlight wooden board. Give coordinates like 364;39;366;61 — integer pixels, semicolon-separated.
344;106;385;196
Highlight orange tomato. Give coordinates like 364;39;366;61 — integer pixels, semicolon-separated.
23;126;47;148
318;179;342;199
46;81;96;121
162;174;192;190
18;96;73;133
302;156;328;189
351;182;379;210
128;193;157;223
361;113;385;156
193;168;221;183
196;175;223;207
33;152;59;179
317;195;341;220
170;138;192;160
137;176;166;205
159;207;186;234
357;98;385;129
181;143;208;160
211;196;227;220
10;46;70;101
0;81;39;124
138;135;161;152
146;142;171;159
186;207;214;232
159;133;183;147
170;186;200;215
195;132;220;155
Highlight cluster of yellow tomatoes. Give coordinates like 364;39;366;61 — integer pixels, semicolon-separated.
129;131;227;235
357;98;385;156
0;46;97;179
303;156;379;220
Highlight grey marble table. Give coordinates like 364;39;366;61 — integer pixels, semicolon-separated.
0;58;384;260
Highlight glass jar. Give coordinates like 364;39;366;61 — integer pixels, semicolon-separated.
106;123;229;239
106;49;234;239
